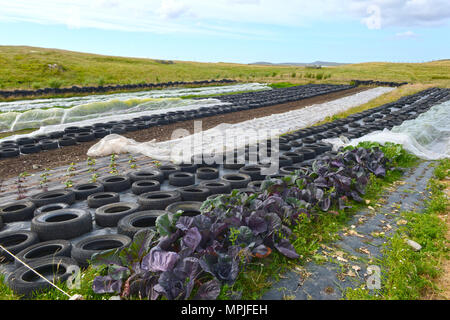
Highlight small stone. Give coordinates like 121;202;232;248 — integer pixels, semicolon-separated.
109;296;121;300
406;239;422;251
32;164;39;170
69;294;84;300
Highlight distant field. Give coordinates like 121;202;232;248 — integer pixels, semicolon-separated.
1;46;449;91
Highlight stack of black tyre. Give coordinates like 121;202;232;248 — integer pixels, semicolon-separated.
0;79;237;99
351;80;408;87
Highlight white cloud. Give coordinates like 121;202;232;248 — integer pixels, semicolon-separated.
157;0;189;19
349;0;450;29
395;30;418;38
362;4;382;30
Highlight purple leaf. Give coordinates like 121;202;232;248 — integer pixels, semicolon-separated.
274;238;299;259
176;216;194;231
195;279;221;300
182;227;202;251
92;275;123;294
141;248;179;272
246;212;268;235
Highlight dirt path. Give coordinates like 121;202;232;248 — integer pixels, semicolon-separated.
0;87;367;180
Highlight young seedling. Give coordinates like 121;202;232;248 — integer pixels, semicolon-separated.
66;162;76;177
152;160;162;168
128;155;137;169
87;157;96;173
109;154;118;175
39;168;51;192
64;180;73;189
90;173;99;183
16;172;30;200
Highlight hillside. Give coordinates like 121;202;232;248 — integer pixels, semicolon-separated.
1;46;449;91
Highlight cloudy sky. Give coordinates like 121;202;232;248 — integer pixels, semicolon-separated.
0;0;449;63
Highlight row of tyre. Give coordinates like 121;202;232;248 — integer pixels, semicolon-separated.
215;84;354;106
1;86;449;296
0;79;237;99
0;84;357;160
351;80;408;87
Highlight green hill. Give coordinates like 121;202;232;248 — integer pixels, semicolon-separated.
1;46;449;91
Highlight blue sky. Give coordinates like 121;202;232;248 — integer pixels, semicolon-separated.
0;0;449;64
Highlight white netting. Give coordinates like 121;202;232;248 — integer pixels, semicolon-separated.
87;87;395;162
0;82;269;112
0;98;227;142
324;100;450;160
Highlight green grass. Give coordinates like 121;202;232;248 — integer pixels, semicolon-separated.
345;159;449;300
1;46;450;95
269;82;298;89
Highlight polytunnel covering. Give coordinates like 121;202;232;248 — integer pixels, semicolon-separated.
324;100;450;160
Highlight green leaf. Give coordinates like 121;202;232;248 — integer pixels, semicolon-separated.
156;211;182;237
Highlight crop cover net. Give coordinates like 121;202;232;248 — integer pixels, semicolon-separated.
87;87;394;162
325;100;450;160
0;83;269;133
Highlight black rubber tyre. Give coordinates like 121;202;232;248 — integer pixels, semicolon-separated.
196;167;219;180
278;155;293;167
71;234;132;267
127;169;164;183
87;192;120;208
16;137;35;146
20;144;41;154
159;165;181;179
177;186;211;201
31;209;93;241
30;189;75;208
72;183;104;200
0;147;20;158
138;190;182;210
283;152;303;164
39;140;59;151
94;129;109;138
14;240;72;268
239;165;266;181
99;175;131;192
34;203;70;217
294;148;316;160
278;143;291;151
220;173;251;189
0;230;39;262
198;180;232;195
165;201;202;217
168;172;195;186
0;200;36;222
280;166;302;175
8;257;79;297
178;163;198;173
0;216;3;231
117;210;166;238
248;180;263;191
95;202;140;227
131;180;161;195
58;137;76;147
75;132;95;143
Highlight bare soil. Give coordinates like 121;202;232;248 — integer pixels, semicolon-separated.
0;87;367;180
